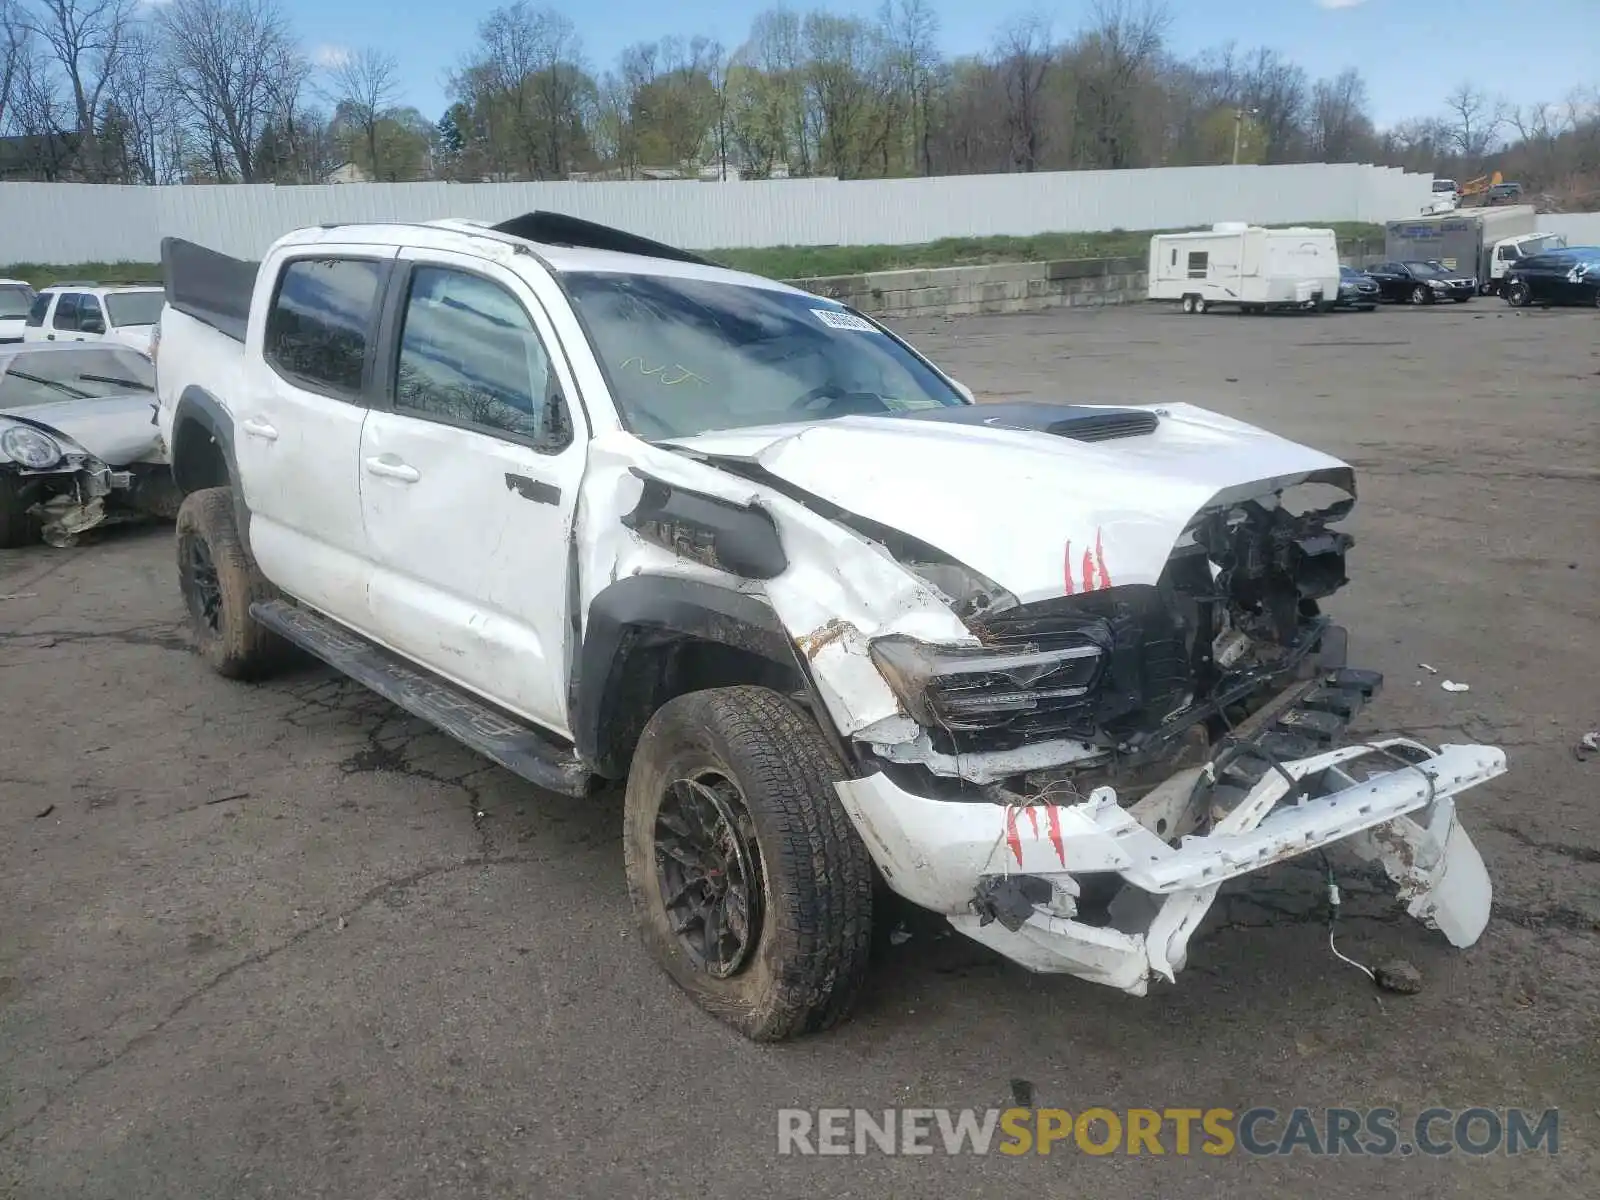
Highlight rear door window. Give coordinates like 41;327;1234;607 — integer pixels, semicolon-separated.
264;257;387;398
25;293;52;327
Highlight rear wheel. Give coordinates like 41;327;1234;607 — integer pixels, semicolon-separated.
623;686;875;1041
175;487;288;679
0;477;36;549
1507;280;1531;307
1181;295;1196;314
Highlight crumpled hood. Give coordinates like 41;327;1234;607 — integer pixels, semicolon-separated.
1;393;161;465
665;402;1353;603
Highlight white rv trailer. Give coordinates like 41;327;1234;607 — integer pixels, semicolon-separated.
1147;224;1342;314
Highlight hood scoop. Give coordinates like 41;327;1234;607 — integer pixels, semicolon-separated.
892;401;1159;443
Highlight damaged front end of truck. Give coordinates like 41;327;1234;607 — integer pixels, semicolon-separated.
632;399;1504;996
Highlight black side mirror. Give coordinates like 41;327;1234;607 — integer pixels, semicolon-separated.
80;316;105;334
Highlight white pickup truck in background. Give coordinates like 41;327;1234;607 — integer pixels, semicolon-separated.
153;212;1506;1040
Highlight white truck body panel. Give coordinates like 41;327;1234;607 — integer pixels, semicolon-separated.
1147;225;1340;309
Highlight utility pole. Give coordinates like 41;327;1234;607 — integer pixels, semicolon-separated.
1232;105;1259;165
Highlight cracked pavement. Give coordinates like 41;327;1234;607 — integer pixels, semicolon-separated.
3;302;1598;1198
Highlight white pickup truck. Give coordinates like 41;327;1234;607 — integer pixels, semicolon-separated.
154;213;1506;1040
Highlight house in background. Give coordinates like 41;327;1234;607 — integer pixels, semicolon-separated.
0;132;83;182
323;161;372;184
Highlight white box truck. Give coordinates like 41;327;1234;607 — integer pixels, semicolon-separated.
1383;205;1567;295
1148;224;1341;314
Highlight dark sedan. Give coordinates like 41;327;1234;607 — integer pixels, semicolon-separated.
1365;260;1477;304
1334;265;1379;310
1504;246;1600;308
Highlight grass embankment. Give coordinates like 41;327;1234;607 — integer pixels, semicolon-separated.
4;223;1386;287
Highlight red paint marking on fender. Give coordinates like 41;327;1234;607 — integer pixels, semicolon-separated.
1063;541;1075;594
1094;527;1113;589
1025;807;1040;838
1045;806;1067;866
1005;808;1024;866
1081;546;1098;592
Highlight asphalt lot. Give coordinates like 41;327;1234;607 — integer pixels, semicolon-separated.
3;299;1597;1199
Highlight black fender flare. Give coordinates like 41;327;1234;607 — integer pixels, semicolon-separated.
572;575;838;777
170;387;251;539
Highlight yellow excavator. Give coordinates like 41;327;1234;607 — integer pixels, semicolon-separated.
1459;171;1504;204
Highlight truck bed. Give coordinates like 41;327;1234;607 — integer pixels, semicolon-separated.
160;237;258;343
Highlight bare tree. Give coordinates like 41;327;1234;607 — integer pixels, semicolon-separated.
1442;81;1506;165
993;14;1053;172
156;0;306;182
1310;68;1371;162
24;0;137;178
879;0;940;175
324;46;401;178
1073;0;1171;168
0;0;29;133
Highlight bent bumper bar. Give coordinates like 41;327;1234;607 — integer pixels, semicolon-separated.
834;739;1505;995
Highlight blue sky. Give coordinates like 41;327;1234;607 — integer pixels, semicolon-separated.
289;0;1599;131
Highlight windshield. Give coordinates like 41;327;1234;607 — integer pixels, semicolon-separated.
105;291;163;328
1432;180;1456;192
0;285;36;319
1339;266;1364;278
562;272;965;439
1404;261;1448;277
1518;236;1571;258
0;345;155;408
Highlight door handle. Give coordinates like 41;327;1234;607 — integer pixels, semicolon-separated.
365;456;420;483
242;417;278;441
45;334;54;340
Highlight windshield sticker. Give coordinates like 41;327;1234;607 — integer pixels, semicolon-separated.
811;308;880;333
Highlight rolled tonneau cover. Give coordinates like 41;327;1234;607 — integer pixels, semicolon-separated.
160;237;257;343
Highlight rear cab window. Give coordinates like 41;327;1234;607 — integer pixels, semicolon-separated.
264;257;388;398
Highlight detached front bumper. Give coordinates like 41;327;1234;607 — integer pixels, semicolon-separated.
835;738;1504;994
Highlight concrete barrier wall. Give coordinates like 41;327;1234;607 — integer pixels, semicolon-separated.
790;257;1148;318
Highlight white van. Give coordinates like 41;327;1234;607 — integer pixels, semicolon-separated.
1147;225;1342;314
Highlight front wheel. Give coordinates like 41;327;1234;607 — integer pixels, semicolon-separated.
623;686;875;1041
175;487;288;679
1410;285;1432;305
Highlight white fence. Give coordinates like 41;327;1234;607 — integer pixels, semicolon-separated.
0;162;1433;265
1544;212;1600;245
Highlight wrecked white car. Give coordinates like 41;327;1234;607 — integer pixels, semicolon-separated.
0;342;174;548
154;213;1505;1041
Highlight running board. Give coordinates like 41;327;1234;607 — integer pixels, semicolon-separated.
250;599;591;797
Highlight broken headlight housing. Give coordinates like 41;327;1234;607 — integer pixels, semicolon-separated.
1;425;63;470
870;635;1108;732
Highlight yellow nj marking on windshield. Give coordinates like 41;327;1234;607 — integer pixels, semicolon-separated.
620;356;708;387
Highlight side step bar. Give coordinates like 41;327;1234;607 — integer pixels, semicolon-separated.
251;599;591;797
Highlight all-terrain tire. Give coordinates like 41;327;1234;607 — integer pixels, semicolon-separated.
175;487;287;680
623;685;875;1041
0;477;36;549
